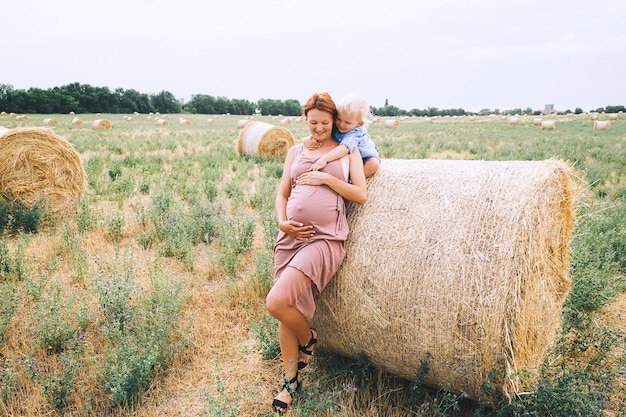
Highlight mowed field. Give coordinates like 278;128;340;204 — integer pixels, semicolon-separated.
0;112;624;417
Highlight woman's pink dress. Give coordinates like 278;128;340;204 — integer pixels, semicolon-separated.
272;144;349;318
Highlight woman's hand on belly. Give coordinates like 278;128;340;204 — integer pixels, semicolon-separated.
279;219;316;240
296;171;328;186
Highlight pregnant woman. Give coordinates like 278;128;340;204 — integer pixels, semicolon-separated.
265;92;367;414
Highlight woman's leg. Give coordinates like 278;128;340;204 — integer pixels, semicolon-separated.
266;266;317;411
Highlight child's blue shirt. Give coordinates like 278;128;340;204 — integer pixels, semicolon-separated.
333;126;380;160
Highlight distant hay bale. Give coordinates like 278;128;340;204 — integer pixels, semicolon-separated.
156;118;169;126
312;159;576;404
43;118;58;125
608;114;618;121
237;119;250;129
69;111;75;115
0;127;87;215
178;118;191;126
594;120;610;130
237;121;295;159
540;120;555;130
15;115;28;121
71;117;83;125
508;116;520;125
1;111;7;116
92;119;111;129
207;118;216;124
468;115;477;121
532;117;543;126
589;113;599;121
384;119;399;128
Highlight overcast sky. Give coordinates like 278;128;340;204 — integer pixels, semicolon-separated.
2;0;624;112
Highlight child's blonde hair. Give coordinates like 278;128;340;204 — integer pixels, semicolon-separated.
337;93;371;123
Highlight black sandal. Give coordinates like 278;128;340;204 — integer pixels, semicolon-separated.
272;372;301;415
297;328;318;370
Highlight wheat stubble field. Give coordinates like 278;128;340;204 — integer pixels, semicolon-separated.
0;112;624;416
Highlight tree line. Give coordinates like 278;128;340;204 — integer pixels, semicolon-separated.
0;83;305;116
1;83;623;117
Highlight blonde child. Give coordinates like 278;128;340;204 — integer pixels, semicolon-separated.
305;93;380;177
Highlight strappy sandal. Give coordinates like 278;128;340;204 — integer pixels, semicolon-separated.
297;328;318;371
271;372;301;415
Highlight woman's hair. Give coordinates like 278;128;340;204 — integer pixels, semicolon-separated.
337;93;371;122
303;92;337;119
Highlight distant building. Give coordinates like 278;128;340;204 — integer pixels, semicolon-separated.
544;104;555;114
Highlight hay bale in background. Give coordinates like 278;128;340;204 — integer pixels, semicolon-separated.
312;159;576;403
43;118;58;125
237;119;250;129
540;120;555;130
384;119;399;128
156;118;169;126
594;120;610;130
237;121;295;159
71;117;83;125
0;127;87;215
92;119;111;129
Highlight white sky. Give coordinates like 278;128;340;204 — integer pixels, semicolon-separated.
2;0;624;112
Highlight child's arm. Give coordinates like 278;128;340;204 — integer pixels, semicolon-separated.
302;135;321;150
309;144;349;171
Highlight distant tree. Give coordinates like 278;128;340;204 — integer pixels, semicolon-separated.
0;84;14;110
150;90;181;113
228;98;255;115
213;97;231;114
282;99;302;116
185;94;217;114
575;107;583;114
116;88;151;114
605;105;625;113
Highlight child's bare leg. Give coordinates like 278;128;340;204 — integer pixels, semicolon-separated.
363;158;380;177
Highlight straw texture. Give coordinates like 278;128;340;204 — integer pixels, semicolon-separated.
237;121;295;159
0;127;87;215
312;158;576;403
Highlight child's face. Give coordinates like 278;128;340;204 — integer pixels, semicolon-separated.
336;111;363;134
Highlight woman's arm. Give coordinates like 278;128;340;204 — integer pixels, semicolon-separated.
295;148;367;205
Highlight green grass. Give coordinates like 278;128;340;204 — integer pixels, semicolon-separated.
0;112;624;416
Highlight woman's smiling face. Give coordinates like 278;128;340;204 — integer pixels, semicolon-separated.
306;108;334;142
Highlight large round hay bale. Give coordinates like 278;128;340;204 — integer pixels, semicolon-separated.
312;159;576;403
0;127;87;215
237;121;295;159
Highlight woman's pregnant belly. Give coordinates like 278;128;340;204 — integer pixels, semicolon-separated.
287;185;338;231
